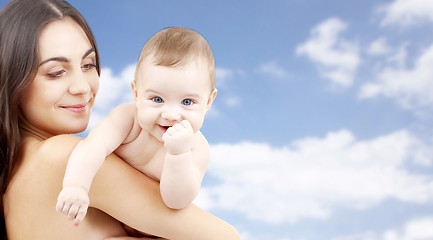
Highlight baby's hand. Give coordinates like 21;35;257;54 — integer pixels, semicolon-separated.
162;120;194;155
56;186;89;227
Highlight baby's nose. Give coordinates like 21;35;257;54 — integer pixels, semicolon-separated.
161;109;181;121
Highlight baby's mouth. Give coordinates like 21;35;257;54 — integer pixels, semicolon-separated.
160;125;170;132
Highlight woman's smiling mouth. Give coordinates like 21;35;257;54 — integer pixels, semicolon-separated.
61;103;88;114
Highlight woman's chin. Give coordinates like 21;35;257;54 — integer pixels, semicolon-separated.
66;121;89;134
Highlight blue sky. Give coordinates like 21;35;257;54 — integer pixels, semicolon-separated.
3;0;433;239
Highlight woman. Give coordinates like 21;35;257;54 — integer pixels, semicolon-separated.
0;0;240;239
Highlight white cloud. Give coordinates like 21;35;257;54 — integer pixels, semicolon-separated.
359;43;433;109
258;61;288;78
386;43;408;68
296;17;360;87
368;37;391;56
332;216;433;240
404;217;433;239
195;129;433;225
332;231;379;240
379;0;433;26
239;230;293;240
89;64;136;129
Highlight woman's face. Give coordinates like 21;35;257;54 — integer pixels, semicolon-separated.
20;17;99;137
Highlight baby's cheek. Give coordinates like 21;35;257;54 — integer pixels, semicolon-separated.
136;109;151;127
190;113;206;133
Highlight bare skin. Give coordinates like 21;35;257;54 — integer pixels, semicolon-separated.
3;133;239;239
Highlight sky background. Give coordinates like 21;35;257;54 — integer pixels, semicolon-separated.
3;0;433;239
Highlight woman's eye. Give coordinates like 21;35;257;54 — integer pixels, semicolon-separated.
47;70;66;79
82;63;96;71
182;99;193;106
152;97;163;103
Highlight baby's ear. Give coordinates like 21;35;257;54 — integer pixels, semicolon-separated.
131;80;138;102
206;88;217;110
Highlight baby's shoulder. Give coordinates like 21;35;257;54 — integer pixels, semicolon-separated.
107;103;138;128
110;103;136;116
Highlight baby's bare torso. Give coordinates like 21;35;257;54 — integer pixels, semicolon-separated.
114;126;165;181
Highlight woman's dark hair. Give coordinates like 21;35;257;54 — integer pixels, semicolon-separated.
0;0;100;238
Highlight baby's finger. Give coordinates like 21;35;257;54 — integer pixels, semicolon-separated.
61;202;71;215
55;200;64;213
67;204;79;220
180;120;192;129
73;218;81;227
172;122;183;130
78;206;87;219
165;126;177;136
73;207;87;227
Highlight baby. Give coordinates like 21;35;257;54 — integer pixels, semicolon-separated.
56;27;217;226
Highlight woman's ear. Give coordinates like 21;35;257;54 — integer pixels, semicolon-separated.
131;80;138;102
206;88;217;110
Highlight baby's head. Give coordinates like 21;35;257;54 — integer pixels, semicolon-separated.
134;27;215;91
132;27;217;139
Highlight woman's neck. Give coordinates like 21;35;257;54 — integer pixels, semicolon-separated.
19;118;55;141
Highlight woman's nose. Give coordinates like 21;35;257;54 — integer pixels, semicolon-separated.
69;75;91;95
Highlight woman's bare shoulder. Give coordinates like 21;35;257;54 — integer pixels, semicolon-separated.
39;134;83;153
16;134;85;181
34;134;82;165
17;134;83;185
6;134;128;240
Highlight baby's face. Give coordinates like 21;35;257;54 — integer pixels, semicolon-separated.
133;59;216;142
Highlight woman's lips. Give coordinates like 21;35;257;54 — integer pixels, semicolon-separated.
61;103;88;114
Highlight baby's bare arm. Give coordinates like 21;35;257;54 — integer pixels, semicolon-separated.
34;134;239;239
90;151;239;240
57;103;138;225
160;121;210;209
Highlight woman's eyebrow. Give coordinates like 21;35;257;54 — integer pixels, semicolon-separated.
39;56;69;66
82;48;95;59
39;48;95;67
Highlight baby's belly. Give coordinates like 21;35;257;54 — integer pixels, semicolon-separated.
115;149;163;181
127;161;162;182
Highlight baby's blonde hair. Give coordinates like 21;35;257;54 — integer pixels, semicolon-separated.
136;27;215;90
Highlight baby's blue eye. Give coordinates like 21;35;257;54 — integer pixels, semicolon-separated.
153;97;163;103
182;99;193;106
